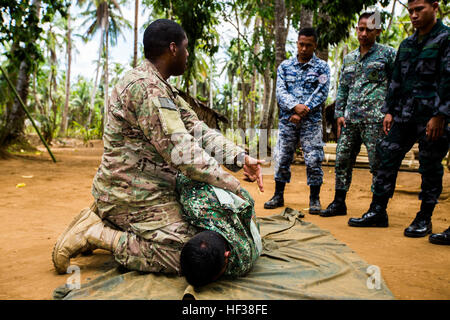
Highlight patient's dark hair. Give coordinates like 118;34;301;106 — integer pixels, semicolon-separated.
180;230;228;287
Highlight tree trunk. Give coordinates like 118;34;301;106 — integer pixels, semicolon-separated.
234;5;246;131
133;0;139;68
0;0;41;146
209;56;213;109
274;0;287;69
300;6;314;28
259;13;274;130
104;25;109;129
266;75;277;131
250;17;261;129
316;11;330;62
87;27;105;127
60;7;72;136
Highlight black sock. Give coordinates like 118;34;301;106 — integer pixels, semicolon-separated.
275;181;286;195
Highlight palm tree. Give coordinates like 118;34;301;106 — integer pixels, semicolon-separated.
133;0;139;68
60;4;72;136
79;0;130;127
1;0;42;146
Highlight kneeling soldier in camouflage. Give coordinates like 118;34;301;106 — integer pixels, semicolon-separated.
52;19;264;275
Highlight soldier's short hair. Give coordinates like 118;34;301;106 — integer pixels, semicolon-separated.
143;19;186;60
180;230;228;287
298;27;318;42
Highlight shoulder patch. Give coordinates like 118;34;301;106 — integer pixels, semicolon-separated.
318;74;328;84
158;97;178;110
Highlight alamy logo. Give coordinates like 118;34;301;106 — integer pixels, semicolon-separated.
366;265;381;290
366;7;382;30
66;265;81;290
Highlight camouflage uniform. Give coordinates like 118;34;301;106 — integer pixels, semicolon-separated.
334;43;396;191
373;19;450;205
92;59;246;274
176;174;261;277
275;54;330;185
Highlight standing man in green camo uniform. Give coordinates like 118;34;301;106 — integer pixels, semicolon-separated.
52;19;264;275
321;12;396;217
349;0;449;239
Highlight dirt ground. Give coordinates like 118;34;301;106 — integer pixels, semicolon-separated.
0;139;449;300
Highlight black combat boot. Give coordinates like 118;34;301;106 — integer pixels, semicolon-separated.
320;189;347;217
429;226;450;245
348;194;389;227
309;185;321;215
264;181;285;209
404;202;433;238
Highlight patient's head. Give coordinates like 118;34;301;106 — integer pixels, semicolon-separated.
180;230;230;287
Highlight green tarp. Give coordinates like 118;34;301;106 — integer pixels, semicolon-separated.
53;208;394;300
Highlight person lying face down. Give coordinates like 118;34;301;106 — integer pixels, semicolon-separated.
176;174;262;287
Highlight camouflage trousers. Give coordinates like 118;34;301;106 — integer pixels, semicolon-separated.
373;120;450;204
95;200;198;275
274;119;324;185
335;122;384;191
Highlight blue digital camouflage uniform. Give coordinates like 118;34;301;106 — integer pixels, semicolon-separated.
334;43;396;191
176;174;261;278
373;19;450;205
275;54;330;186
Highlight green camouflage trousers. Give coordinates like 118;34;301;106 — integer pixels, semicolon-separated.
335;122;384;191
95;200;199;275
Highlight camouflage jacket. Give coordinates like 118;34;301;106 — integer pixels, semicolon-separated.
276;54;330;123
335;43;396;123
382;19;450;122
176;174;260;277
92;59;245;229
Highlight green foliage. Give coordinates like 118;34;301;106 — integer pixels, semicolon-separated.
143;0;221;88
0;0;69;68
71;120;101;144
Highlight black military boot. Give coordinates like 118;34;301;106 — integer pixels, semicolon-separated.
320;189;347;217
309;185;321;215
429;226;450;245
348;195;389;227
264;181;285;209
404;203;433;238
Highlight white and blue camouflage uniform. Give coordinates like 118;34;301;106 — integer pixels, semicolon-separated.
275;54;330;185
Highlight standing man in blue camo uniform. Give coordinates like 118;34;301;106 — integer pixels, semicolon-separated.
320;12;397;217
264;28;330;214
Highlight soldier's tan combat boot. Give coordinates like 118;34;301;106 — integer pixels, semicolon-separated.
84;222;123;252
52;207;102;274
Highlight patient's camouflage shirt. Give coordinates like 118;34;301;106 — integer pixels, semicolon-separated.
176;174;260;277
335;43;396;123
